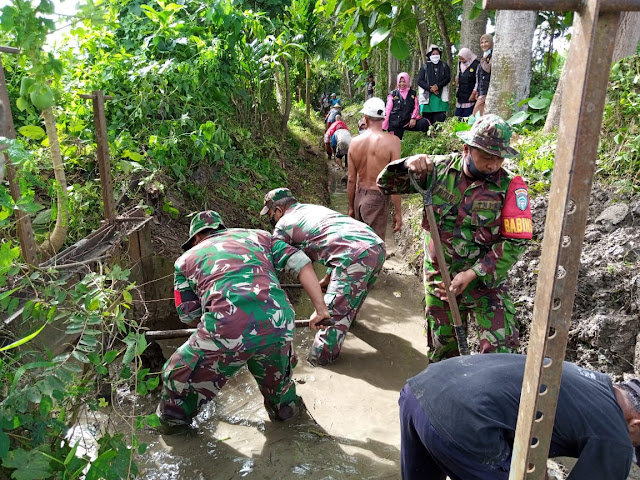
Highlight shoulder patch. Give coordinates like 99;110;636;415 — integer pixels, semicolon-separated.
501;176;532;240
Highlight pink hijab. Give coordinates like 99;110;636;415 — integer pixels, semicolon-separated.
458;48;477;73
396;72;411;99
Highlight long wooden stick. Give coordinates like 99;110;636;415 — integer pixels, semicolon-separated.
145;318;334;340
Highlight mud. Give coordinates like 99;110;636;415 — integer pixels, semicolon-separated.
127;164;640;479
131;166;427;479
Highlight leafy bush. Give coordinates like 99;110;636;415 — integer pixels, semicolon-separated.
0;250;158;479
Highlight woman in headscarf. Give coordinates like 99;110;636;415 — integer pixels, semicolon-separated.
417;45;451;126
455;47;480;118
472;34;493;116
382;72;431;140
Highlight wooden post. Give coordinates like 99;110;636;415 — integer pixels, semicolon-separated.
80;91;115;223
481;1;640;478
0;46;38;265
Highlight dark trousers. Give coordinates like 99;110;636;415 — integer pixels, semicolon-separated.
422;111;447;126
399;384;511;480
390;117;431;140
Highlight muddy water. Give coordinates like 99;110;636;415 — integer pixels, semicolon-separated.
132;167;427;479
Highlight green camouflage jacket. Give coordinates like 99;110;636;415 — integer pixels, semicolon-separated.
273;203;384;269
377;154;532;289
174;228;310;350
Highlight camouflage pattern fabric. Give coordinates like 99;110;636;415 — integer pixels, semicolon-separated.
158;228;311;424
456;114;520;158
158;334;299;424
273;203;385;364
378;154;530;361
273;203;384;269
309;244;386;365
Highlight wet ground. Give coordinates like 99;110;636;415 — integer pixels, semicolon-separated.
131;167;427;479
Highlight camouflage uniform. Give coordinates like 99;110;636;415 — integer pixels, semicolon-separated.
157;212;312;426
262;189;386;366
377;115;532;361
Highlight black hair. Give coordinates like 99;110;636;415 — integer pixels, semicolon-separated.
620;379;640;414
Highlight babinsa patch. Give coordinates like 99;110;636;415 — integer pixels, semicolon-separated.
515;188;528;211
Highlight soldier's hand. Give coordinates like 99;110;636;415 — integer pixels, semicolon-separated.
450;270;477;296
405;154;433;176
393;211;403;233
309;309;332;330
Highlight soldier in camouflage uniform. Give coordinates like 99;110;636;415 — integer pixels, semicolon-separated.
156;211;330;433
377;114;532;362
260;189;386;366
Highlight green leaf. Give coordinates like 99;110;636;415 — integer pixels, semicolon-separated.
530;112;547;124
103;350;119;364
0;322;47;351
528;96;551;110
18;125;46;140
2;448;52;480
469;0;484;20
370;27;390;47
16;96;29;112
389;36;410;61
122;290;132;303
507;111;530;125
0;430;8;457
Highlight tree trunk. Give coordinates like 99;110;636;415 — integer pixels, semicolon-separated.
281;56;291;130
274;67;284;115
459;0;488;58
38;106;68;259
388;39;399;91
543;61;567;133
305;57;310;117
345;67;353;98
435;6;455;111
612;12;640;63
413;5;428;65
485;10;536;119
544;11;639;133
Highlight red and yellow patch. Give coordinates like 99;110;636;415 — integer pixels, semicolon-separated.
501;176;532;239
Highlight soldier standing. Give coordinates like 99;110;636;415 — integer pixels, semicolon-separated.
377;115;532;362
156;211;330;433
260;188;385;366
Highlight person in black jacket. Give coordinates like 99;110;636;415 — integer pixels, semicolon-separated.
382;72;431;140
455;47;480;118
400;354;640;480
417;45;451;126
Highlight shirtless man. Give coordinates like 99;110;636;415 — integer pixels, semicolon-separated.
347;97;402;241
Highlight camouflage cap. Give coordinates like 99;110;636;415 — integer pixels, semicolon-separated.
456;114;520;158
260;188;295;215
182;210;226;251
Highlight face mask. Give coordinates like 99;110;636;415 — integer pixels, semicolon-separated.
466;150;490;180
483;49;492;57
430;55;440;64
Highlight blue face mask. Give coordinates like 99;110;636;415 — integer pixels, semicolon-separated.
483;49;492;57
466;150;490;180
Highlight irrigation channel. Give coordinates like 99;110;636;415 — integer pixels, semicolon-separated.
109;165;425;479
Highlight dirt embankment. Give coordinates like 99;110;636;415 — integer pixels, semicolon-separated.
394;184;640;378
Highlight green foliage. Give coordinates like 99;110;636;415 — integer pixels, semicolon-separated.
507;90;554;130
0;251;153;479
515;132;556;194
598;55;640;190
400;117;468;158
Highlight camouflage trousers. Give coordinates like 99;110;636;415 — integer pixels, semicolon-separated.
309;244;385;366
158;332;300;425
424;284;519;362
